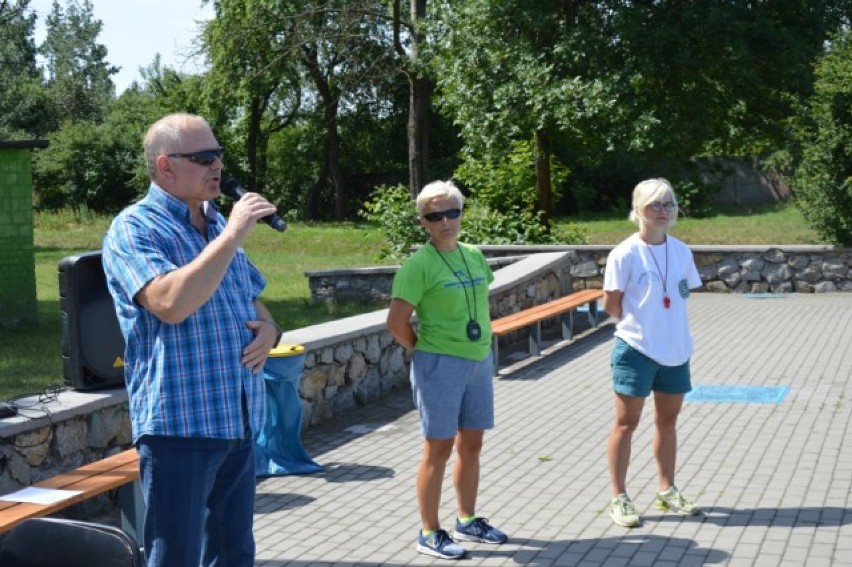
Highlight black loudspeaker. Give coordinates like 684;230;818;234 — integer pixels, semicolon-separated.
58;251;126;390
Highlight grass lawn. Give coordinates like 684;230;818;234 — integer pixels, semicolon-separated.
558;204;823;245
0;204;825;400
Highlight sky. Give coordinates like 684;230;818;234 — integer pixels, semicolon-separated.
27;0;216;94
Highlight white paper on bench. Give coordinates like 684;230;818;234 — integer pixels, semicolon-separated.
0;486;83;505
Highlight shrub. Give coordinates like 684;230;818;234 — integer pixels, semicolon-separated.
454;139;568;212
361;184;426;261
362;184;588;261
792;29;852;245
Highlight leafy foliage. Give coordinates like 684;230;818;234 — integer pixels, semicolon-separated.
32;118;140;212
454;139;568;213
430;0;852;214
39;0;117;128
361;184;426;261
0;1;47;136
459;202;588;247
361;184;588;262
792;29;852;245
2;0;852;225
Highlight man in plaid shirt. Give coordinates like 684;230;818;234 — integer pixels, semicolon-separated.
103;113;282;567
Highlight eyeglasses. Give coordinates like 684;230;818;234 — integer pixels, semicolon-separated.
649;201;677;212
166;148;224;166
422;208;462;222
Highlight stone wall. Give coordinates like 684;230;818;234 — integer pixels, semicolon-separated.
561;245;852;293
307;256;522;304
286;251;576;426
308;245;852;303
0;254;575;506
4;245;847;500
0;389;132;515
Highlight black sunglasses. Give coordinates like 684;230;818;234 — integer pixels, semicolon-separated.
167;148;224;166
423;208;462;222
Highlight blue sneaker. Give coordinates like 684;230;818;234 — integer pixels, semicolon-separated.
452;517;508;544
416;529;466;560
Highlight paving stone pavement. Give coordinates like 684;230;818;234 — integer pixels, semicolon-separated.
253;293;852;566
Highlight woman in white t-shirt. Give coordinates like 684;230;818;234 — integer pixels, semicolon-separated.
602;178;703;528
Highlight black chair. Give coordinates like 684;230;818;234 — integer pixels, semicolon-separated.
0;518;144;567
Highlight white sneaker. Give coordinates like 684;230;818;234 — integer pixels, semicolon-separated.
655;486;701;515
609;494;640;527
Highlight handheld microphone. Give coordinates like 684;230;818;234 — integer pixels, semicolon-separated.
220;177;287;232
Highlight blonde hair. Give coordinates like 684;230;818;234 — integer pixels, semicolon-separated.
628;177;679;228
415;180;465;216
142;113;211;180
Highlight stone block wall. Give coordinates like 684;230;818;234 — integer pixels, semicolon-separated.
0;390;132;516
307;245;852;304
286;252;576;427
3;245;847;504
561;245;852;293
307;256;522;304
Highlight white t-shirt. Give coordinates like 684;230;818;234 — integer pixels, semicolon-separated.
603;233;702;366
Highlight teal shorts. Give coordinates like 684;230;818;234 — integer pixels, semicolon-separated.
611;338;691;397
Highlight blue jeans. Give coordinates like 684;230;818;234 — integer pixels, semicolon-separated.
137;431;256;567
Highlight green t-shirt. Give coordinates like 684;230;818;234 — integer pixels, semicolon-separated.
391;242;494;361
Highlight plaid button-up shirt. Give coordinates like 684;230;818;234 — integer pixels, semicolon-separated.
103;184;267;441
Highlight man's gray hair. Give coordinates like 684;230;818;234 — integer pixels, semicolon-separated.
142;113;210;180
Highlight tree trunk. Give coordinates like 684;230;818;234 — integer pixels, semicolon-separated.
406;0;430;198
246;97;262;192
535;128;553;230
408;76;432;198
303;44;347;220
325;100;347;220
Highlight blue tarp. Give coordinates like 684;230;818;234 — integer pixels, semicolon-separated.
255;353;323;476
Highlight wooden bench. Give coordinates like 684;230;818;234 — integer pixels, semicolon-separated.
491;288;605;374
0;448;143;540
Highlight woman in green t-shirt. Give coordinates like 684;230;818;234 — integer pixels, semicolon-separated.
387;180;508;560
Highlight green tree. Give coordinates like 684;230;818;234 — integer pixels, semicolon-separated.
431;1;852;219
206;0;399;221
0;0;48;137
431;1;628;224
39;0;117;128
792;29;852;245
204;1;302;196
391;0;434;197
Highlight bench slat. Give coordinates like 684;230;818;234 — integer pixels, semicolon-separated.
0;449;139;533
491;289;604;375
492;290;604;336
0;450;138;513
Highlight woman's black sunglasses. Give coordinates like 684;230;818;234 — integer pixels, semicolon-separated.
422;208;462;222
167;148;224;166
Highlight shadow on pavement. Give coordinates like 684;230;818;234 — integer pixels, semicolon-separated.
256;534;729;566
253;493;316;515
499;322;615;382
314;462;395;483
298;386;416;457
650;506;852;528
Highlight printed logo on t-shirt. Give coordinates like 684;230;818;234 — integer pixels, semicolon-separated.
679;278;690;298
443;269;484;288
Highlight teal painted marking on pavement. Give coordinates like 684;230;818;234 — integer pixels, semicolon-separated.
743;293;789;299
686;385;789;404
